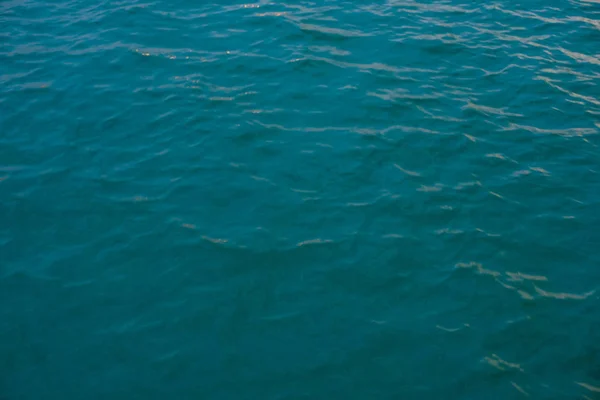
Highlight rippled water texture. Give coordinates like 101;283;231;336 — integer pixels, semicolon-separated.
2;0;600;398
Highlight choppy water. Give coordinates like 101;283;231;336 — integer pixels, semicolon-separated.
2;0;600;398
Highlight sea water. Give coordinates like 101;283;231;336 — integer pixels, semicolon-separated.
1;0;600;398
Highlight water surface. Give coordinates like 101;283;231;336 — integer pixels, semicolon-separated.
1;0;600;398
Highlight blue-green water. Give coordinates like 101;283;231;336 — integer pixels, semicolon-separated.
2;0;600;398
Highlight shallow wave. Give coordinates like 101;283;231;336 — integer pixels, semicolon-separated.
2;0;600;398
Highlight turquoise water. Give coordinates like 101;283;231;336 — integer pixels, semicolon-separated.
1;0;600;398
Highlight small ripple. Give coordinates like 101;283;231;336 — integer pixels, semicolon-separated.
454;181;482;190
463;101;523;117
296;22;371;38
490;5;567;24
296;238;333;247
201;236;229;245
393;164;422;177
484;354;525;372
417;105;464;122
456;262;501;277
389;1;480;14
533;285;595;300
504;123;598;136
505;272;548;282
475;228;500;237
455;262;571;302
537;76;600;106
290;188;318;194
511;381;530;397
576;382;600;393
436;324;469;332
435;228;464;235
250;175;276;185
369;88;442;101
417;184;444;192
